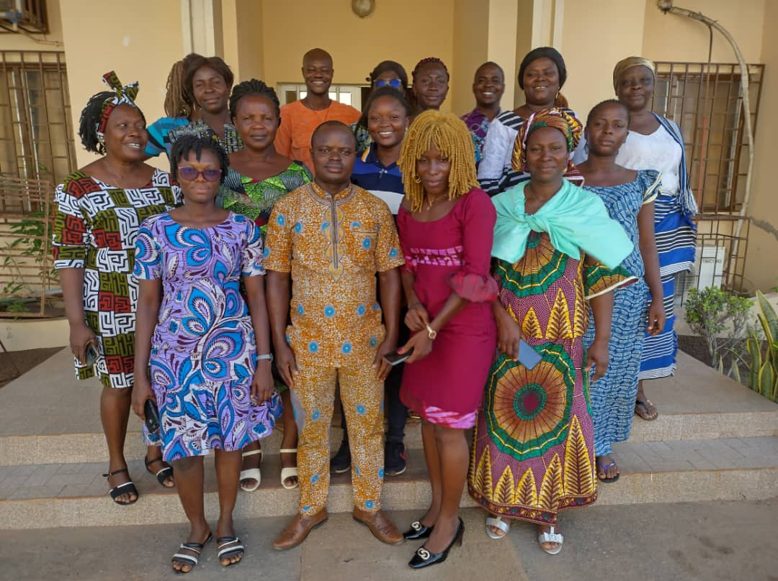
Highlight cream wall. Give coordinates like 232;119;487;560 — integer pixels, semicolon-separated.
260;0;455;113
744;0;778;291
452;0;489;114
0;0;63;50
59;0;184;169
221;0;264;82
560;0;646;121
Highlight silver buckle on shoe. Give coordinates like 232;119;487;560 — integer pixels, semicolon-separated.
411;521;422;531
416;547;430;560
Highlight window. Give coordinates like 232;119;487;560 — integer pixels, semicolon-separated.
0;50;76;186
277;83;364;110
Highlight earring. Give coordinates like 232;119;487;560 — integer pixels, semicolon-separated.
414;175;421;183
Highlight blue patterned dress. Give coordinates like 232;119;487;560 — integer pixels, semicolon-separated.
583;170;660;456
134;212;282;461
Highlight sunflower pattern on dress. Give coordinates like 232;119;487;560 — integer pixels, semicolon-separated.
468;231;632;525
133;212;281;462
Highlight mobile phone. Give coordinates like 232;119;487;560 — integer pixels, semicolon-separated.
144;398;161;434
517;340;542;370
383;348;413;366
83;343;98;367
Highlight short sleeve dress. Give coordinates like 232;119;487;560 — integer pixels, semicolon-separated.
396;188;498;428
52;168;180;388
133;212;282;461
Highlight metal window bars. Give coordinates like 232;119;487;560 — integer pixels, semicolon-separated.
654;62;763;293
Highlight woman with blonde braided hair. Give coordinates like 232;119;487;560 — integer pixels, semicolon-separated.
394;110;498;569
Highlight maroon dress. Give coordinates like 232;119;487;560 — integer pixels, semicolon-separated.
397;188;498;428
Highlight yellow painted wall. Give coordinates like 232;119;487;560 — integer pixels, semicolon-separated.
0;0;63;50
744;0;778;291
486;0;519;110
452;0;489;114
560;0;646;122
260;0;455;113
58;0;184;169
642;0;766;63
222;0;264;82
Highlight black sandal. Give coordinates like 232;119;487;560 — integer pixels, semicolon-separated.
102;467;138;505
145;455;175;488
172;533;212;574
217;536;245;567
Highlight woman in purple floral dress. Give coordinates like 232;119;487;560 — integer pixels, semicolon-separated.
133;135;281;573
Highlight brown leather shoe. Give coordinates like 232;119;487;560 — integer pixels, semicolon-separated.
352;507;404;545
272;510;328;551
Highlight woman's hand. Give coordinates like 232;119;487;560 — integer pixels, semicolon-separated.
495;307;521;360
251;361;274;404
404;302;430;332
131;375;154;420
373;339;397;381
399;330;434;364
275;343;298;389
69;321;97;365
646;298;666;336
586;337;609;380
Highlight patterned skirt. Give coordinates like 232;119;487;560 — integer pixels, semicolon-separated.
468;345;597;525
584;280;649;455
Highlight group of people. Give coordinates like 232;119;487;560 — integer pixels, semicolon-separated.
52;45;696;573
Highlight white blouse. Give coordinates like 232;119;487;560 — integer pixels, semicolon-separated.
615;126;682;196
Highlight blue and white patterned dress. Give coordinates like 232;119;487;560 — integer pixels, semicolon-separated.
133;212;281;461
583;170;660;456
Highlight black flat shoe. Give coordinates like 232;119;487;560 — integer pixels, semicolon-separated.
408;518;464;569
403;520;433;540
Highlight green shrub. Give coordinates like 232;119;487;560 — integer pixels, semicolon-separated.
746;291;778;402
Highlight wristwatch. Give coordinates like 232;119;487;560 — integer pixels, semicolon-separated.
425;324;437;340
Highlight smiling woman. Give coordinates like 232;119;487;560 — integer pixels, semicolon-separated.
52;71;182;508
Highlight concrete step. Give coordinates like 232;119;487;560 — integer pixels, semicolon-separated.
2;350;776;466
1;436;777;530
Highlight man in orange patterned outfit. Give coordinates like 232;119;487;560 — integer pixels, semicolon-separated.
266;121;404;550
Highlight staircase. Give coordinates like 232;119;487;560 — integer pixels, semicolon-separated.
1;350;776;530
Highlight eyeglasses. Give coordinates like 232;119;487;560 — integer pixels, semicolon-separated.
374;78;403;89
178;167;222;182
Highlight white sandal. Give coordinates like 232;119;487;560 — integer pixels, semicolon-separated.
239;448;262;492
279;448;298;490
485;516;510;540
537;525;564;555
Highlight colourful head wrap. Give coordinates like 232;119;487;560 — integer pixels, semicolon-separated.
612;56;656;93
511;108;582;172
95;71;139;142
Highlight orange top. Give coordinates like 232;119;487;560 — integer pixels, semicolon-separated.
274;100;361;172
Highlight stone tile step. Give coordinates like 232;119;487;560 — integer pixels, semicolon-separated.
2;350;776;465
1;437;776;529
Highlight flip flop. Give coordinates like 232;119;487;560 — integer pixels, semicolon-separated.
485;516;510;540
171;532;212;574
280;448;299;490
240;448;262;492
635;398;658;421
217;536;244;567
145;455;175;488
596;458;620;483
103;467;138;506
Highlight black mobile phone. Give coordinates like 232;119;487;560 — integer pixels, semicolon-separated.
83;343;98;367
383;348;413;366
144;398;161;434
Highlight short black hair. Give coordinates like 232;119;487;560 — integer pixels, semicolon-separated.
78;91;145;155
311;120;356;149
412;57;449;82
229;78;281;120
586;99;628;125
518;47;567;89
474;61;504;82
368;60;409;89
170;134;229;184
363;87;412;118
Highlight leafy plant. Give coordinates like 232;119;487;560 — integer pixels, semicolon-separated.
684;287;752;379
746;291;778;402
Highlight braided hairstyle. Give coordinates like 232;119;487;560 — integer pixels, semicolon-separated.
78;91;145;155
398;110;477;212
162;53;205;118
411;57;449;83
357;86;412;141
170;133;229;185
181;54;234;110
229;78;281;121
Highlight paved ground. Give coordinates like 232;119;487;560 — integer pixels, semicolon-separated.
1;500;776;581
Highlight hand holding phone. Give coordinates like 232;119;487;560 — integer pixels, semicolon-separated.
517;340;542;370
144;398;161;434
383;348;414;366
